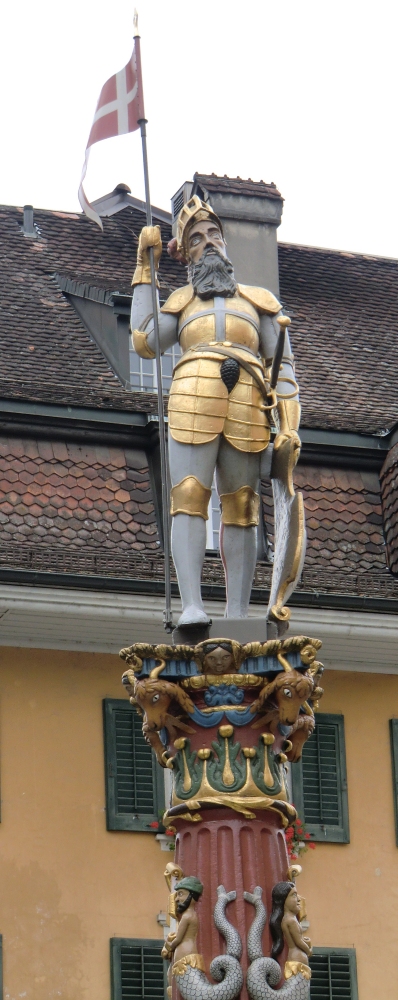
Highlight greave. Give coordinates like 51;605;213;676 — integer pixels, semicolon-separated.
221;524;257;618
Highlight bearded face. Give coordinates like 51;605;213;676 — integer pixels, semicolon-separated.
176;891;193;914
188;245;237;299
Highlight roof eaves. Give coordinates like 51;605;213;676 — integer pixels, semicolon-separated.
55;273;116;305
194;172;283;201
91;187;171;224
278;239;398;265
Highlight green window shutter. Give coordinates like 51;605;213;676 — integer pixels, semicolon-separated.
291;713;349;843
103;699;165;831
390;719;398;845
111;938;166;1000
310;948;358;999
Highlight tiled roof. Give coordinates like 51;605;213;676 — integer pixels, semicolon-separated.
193;173;282;200
0;436;158;556
263;465;385;574
0;203;176;413
0;438;391;599
278;242;398;435
1;199;398;434
203;465;393;600
380;444;398;573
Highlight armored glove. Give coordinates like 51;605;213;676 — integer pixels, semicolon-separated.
131;225;162;286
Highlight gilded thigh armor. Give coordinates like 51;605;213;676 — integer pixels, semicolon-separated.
162;284;281;453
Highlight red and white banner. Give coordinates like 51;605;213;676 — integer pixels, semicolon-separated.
78;40;144;228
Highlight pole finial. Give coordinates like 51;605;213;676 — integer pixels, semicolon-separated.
133;8;139;36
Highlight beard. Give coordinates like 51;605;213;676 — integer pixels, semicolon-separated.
176;893;193;915
188;246;237;299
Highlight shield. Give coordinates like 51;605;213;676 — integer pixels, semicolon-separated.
266;433;306;629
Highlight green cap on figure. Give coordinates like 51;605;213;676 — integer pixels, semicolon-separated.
174;876;204;897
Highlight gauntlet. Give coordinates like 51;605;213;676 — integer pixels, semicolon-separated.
131;225;162;286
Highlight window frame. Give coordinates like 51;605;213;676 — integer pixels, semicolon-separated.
310;947;358;1000
129;341;182;394
389;719;398;845
291;712;349;843
110;937;166;1000
103;699;165;832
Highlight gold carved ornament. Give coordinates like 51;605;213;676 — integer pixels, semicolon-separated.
172;953;206;977
165;726;296;824
163;862;184;921
164;795;296;825
119;635;322;674
181;673;262;690
284;962;311;981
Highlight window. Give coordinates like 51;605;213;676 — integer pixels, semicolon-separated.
390;719;398;845
129;342;182;393
103;699;165;832
291;713;349;843
111;938;166;1000
309;948;358;1000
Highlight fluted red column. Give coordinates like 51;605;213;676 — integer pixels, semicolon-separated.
174;809;289;1000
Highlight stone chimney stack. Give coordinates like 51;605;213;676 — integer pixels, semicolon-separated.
171;174;284;297
22;205;38;239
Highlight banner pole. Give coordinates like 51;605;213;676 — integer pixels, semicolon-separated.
134;13;173;632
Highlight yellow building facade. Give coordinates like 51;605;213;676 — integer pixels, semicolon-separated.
297;668;398;1000
0;646;166;999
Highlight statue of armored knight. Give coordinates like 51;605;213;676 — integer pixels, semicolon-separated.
131;196;305;628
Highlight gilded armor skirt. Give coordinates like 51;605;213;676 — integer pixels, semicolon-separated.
168;350;271;453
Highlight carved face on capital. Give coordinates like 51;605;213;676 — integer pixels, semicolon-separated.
203;644;234;675
188;219;226;263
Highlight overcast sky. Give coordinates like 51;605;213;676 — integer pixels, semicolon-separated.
2;0;398;258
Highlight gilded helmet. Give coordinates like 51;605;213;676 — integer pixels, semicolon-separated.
176;195;224;258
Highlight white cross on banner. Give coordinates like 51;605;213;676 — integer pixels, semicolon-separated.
78;40;144;229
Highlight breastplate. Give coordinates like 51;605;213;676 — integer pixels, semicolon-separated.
178;293;260;354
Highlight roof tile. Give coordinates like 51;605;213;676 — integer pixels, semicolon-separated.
0;435;159;562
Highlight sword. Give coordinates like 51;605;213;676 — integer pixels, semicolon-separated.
270;315;291;391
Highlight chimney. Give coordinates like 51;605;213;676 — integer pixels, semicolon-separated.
22;205;38;239
171;174;284;297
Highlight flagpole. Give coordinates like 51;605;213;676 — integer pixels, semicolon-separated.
134;12;173;632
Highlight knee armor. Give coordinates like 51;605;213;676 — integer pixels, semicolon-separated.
220;486;260;527
170;476;211;519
